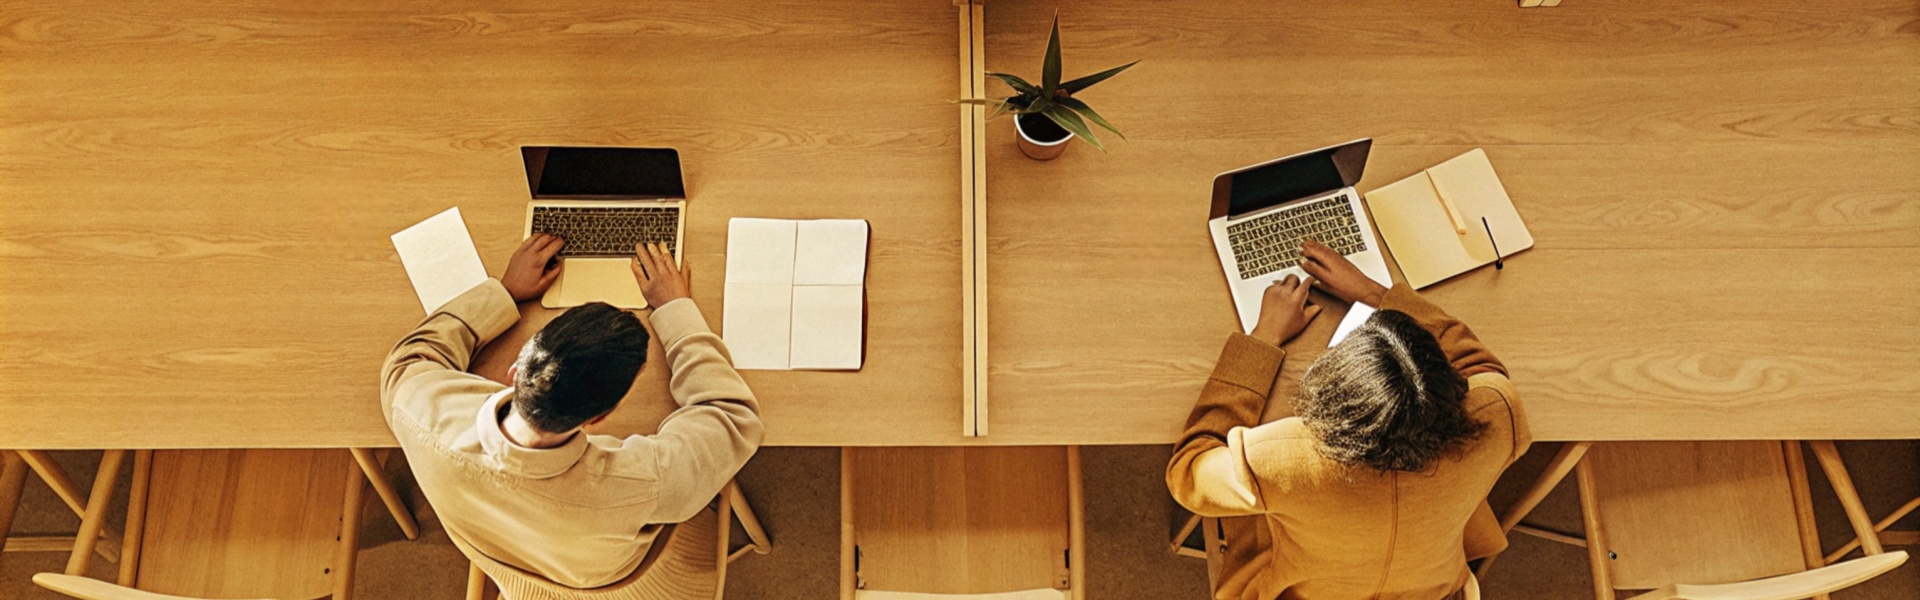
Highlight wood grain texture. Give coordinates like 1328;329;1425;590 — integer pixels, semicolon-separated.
1585;441;1808;590
980;0;1920;443
137;449;349;599
0;0;964;448
846;446;1073;595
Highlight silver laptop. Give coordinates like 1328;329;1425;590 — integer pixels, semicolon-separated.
1207;139;1393;332
521;146;687;310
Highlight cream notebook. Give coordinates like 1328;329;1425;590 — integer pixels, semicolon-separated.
1365;149;1533;289
723;218;868;370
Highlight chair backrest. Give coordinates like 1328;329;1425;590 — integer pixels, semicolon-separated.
1622;551;1908;600
1585;441;1810;590
842;446;1082;598
452;507;717;600
854;590;1068;600
136;449;351;600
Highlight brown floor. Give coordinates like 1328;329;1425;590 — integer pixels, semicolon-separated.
4;443;1916;599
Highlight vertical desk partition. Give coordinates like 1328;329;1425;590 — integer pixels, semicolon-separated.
956;0;990;437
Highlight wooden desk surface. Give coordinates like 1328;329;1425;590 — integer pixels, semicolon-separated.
980;0;1920;443
0;0;970;448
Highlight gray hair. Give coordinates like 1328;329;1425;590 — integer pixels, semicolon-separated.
1295;309;1486;472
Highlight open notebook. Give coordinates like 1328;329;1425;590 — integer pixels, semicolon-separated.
723;218;869;370
1365;149;1534;289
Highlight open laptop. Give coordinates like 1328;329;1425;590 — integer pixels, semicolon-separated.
521;146;686;309
1208;139;1393;332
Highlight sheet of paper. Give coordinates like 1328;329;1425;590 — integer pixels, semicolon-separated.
723;283;794;370
793;219;869;285
725;218;798;285
391;207;489;314
1328;302;1377;348
789;285;864;370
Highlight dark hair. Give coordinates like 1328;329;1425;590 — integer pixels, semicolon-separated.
512;303;650;433
1295;309;1487;472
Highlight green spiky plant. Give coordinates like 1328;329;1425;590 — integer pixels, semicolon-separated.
959;15;1138;151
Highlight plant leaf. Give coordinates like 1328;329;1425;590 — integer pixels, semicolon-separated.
986;72;1040;97
1024;94;1051;114
1060;60;1139;94
1043;104;1105;151
1053;96;1124;140
987;100;1015;120
1040;13;1062;96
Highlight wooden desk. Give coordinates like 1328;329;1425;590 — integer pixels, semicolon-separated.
979;0;1920;443
0;0;970;448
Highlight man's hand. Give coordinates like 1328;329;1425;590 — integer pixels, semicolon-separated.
1300;238;1388;306
502;234;565;302
631;242;691;308
1248;274;1322;347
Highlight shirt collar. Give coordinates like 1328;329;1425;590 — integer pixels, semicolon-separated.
475;389;588;479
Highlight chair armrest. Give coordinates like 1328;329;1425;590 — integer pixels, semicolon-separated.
31;574;272;600
1624;551;1909;600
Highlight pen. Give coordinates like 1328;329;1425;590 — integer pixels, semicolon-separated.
1481;216;1503;270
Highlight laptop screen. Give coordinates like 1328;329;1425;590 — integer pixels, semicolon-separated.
1227;147;1348;217
525;147;684;198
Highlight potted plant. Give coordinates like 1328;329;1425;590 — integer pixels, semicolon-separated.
960;15;1138;160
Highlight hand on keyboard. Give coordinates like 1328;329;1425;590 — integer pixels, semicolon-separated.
502;233;565;302
1249;274;1322;347
1300;238;1387;306
631;242;690;308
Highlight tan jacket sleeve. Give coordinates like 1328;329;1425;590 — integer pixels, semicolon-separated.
380;279;520;415
1376;284;1506;378
630;298;765;523
1166;333;1286;517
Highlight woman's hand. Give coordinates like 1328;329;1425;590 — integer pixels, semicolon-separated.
1299;238;1388;306
1248;274;1322;346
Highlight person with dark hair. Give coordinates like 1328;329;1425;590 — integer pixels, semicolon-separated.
1167;239;1530;600
380;235;762;588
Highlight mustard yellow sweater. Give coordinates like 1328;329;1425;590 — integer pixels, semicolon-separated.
1167;285;1531;600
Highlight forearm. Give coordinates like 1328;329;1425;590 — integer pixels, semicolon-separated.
645;399;764;522
642;298;764;521
379;279;519;409
1166;333;1285;516
1376;284;1505;377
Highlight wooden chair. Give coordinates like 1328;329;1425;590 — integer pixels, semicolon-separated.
1488;441;1908;600
841;446;1084;600
1814;445;1920;563
1168;513;1222;593
2;451;126;565
29;448;391;600
1826;493;1920;562
1169;513;1483;599
461;479;770;600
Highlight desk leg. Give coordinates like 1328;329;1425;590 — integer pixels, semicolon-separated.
350;448;419;540
1476;441;1592;578
1808;441;1885;556
0;452;29;572
65;450;127;576
18;450;122;563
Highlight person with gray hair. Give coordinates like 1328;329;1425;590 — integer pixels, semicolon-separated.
1167;239;1530;600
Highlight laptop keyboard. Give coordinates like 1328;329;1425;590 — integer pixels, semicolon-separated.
530;205;680;258
1226;194;1365;280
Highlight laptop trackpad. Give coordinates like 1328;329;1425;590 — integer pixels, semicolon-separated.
541;258;648;310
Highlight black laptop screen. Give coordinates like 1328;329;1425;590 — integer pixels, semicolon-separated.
531;147;684;198
1227;147;1348;217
